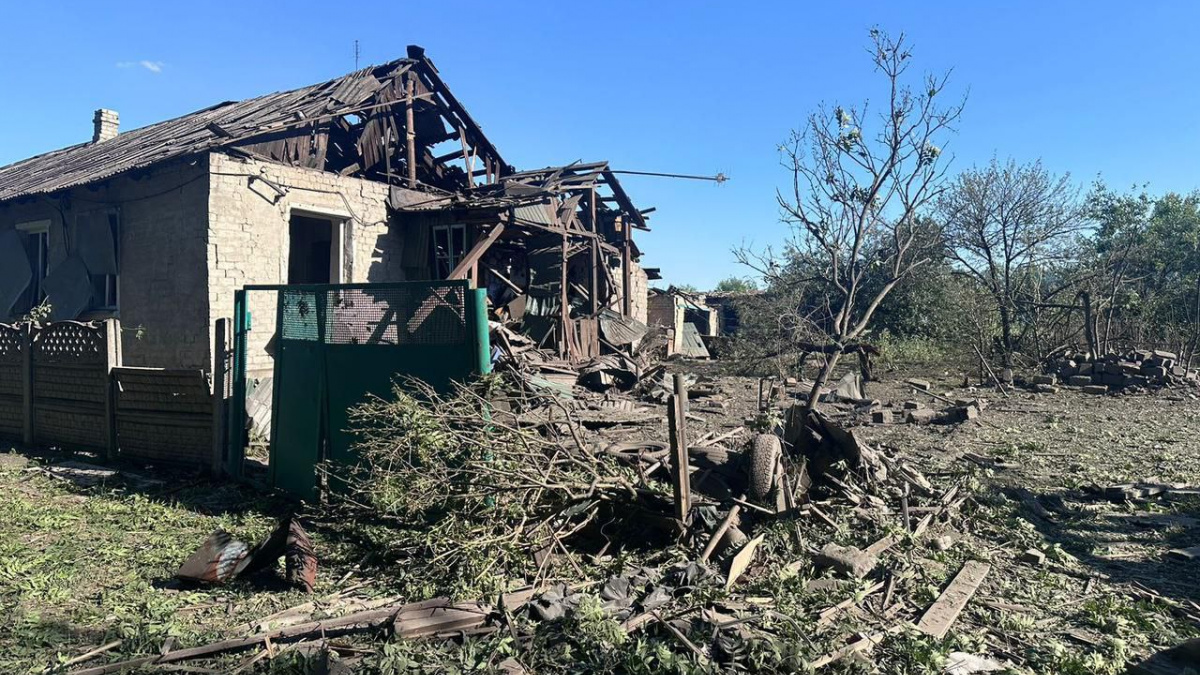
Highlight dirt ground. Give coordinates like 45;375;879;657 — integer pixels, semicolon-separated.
2;358;1200;673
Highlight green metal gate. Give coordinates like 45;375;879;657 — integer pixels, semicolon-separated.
228;281;490;499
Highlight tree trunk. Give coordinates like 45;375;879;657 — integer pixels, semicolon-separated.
1187;275;1200;371
1080;291;1098;360
998;302;1015;367
803;348;844;413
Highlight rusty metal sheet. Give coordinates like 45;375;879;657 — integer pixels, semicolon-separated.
176;531;251;584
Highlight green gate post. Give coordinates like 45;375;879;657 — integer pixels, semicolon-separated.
470;287;492;375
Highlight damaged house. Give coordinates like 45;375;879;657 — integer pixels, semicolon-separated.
0;46;652;375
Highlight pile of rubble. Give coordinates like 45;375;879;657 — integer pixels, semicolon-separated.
1043;349;1198;394
868;379;987;426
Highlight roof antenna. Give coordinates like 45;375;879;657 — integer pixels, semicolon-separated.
354;39;360;69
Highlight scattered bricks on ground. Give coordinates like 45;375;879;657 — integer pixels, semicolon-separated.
907;408;936;425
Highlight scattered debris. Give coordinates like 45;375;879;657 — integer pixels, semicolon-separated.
814;543;879;579
944;652;1007;674
916;561;990;639
177;517;317;591
1019;548;1046;566
1050;349;1198;392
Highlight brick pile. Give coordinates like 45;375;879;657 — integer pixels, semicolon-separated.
1045;350;1198;393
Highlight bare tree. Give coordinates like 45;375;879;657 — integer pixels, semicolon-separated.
940;159;1083;366
737;29;963;411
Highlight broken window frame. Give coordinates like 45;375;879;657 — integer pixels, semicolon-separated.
14;219;51;313
431;223;466;279
71;208;120;312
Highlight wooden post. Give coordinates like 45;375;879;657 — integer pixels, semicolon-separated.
620;216;632;317
405;75;417;186
20;322;32;446
589;189;599;316
102;318;121;460
211;319;230;477
589;238;600;317
560;230;569;358
667;373;691;524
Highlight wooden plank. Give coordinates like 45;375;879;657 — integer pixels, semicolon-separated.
448;223;506;281
915;560;990;639
666;373;691;523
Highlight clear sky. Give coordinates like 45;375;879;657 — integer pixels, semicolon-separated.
2;1;1198;289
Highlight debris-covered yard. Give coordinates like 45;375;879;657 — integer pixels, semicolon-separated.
4;354;1200;674
6;17;1200;675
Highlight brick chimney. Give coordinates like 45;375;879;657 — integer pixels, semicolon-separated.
92;109;119;143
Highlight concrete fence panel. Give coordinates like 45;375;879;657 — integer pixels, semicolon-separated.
113;367;213;467
0;324;24;441
30;321;115;453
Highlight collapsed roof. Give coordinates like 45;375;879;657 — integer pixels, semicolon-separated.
0;46;507;203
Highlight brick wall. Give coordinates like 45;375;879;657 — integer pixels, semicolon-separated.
206;154;415;376
611;260;650;326
629;262;649;326
0;159;211;369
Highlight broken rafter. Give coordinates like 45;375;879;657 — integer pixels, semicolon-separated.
601;170;648;231
448;223;506;281
408;48;506;177
482;264;523;295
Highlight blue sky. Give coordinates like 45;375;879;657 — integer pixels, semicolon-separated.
2;1;1199;289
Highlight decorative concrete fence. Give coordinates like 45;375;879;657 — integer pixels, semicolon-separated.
0;319;227;471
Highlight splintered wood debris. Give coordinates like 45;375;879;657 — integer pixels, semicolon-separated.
916;560;991;639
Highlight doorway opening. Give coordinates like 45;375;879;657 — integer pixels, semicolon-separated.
288;214;343;284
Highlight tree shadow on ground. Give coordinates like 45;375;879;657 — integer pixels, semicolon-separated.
1;442;398;588
1004;485;1200;604
0;609;113;673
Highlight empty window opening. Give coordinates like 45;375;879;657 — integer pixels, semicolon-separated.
288;214;343;284
14;220;50;313
432;223;466;278
71;209;120;311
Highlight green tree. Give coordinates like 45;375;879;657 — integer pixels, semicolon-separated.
940;159;1084;366
713;277;758;293
735;29;963;409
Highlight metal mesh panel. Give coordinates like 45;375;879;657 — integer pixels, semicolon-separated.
279;284;468;346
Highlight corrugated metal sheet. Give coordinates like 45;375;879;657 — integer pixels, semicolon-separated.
513;202;557;227
598;309;647;346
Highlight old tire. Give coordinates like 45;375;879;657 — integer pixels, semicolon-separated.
748;434;782;501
